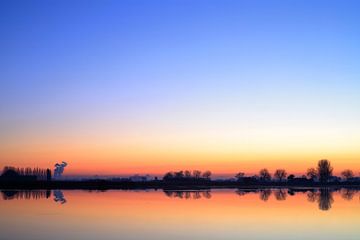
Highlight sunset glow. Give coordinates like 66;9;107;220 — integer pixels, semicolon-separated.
1;0;360;177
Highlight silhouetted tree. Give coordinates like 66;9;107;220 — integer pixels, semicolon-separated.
235;172;245;181
202;171;212;180
287;174;295;181
306;168;318;181
163;172;174;180
317;159;333;183
174;171;184;179
274;169;287;182
192;170;202;179
341;169;354;180
162;169;212;181
184;170;192;178
259;169;271;182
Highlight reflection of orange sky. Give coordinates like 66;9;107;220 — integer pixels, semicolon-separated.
1;190;359;239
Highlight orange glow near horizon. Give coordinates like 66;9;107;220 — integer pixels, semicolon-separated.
1;138;359;176
1;116;360;176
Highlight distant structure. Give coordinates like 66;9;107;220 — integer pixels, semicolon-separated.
54;162;68;178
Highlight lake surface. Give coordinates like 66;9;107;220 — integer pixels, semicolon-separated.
0;188;359;240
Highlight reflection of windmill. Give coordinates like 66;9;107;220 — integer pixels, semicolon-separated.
54;190;66;204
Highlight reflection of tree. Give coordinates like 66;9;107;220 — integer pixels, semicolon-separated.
341;189;356;201
193;191;201;199
164;191;173;198
1;190;18;200
1;190;51;200
259;189;272;201
307;190;318;203
306;189;334;211
163;190;212;200
53;190;67;204
202;191;212;199
235;190;246;196
287;189;295;196
274;189;287;201
318;189;334;211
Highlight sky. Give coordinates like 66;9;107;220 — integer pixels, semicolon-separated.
1;0;360;177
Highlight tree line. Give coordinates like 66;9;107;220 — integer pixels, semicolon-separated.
163;159;358;183
163;170;212;181
1;166;50;180
236;159;357;183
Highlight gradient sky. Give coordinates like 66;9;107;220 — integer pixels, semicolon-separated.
1;0;360;176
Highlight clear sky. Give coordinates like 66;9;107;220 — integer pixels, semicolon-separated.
1;0;360;177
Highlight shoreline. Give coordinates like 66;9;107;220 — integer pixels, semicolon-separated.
1;180;360;190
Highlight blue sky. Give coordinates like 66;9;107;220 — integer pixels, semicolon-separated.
1;0;360;174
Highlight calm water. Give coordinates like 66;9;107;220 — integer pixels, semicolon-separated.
0;188;359;240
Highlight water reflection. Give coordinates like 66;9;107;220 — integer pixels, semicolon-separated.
240;188;358;211
54;190;67;204
1;190;66;204
162;188;359;211
1;190;51;200
164;190;212;199
274;189;287;201
341;189;356;201
259;189;272;201
1;188;359;211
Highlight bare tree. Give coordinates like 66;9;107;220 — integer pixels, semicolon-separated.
202;170;212;180
174;171;184;179
184;170;192;178
306;168;318;180
274;169;287;182
341;169;354;180
235;172;245;181
192;170;202;179
317;159;333;183
163;172;174;180
259;168;271;182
